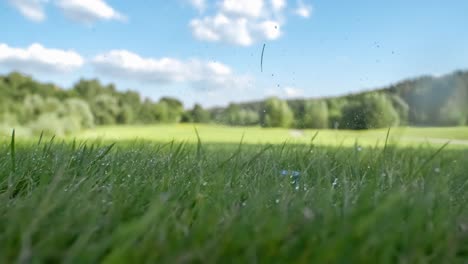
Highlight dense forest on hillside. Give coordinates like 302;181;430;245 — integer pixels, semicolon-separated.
1;70;468;136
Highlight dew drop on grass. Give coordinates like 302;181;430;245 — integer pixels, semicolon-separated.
303;207;314;220
275;199;280;204
332;178;338;188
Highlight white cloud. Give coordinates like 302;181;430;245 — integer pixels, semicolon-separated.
271;0;286;12
294;0;312;18
255;20;281;40
9;0;126;23
92;50;251;90
284;87;304;97
265;86;304;98
188;0;206;12
56;0;126;23
190;0;283;46
221;0;264;18
8;0;48;22
191;14;256;46
0;43;84;73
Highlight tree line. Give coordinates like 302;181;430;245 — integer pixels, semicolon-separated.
1;70;467;135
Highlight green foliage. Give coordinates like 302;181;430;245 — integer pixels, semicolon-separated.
62;98;95;129
439;102;467;126
154;101;170;123
303;100;329;128
389;95;409;125
191;104;211;123
262;97;294;128
160;97;184;123
22;94;45;122
91;94;120;125
2;70;468;132
219;104;260;126
341;93;400;129
116;104;135;124
326;98;345;129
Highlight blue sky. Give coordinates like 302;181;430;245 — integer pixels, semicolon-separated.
1;0;468;107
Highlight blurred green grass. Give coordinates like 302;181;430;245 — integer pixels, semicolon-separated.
0;137;467;263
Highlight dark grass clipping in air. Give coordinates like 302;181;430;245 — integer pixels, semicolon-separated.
261;43;266;72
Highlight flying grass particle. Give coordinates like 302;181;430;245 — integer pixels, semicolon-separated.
261;43;266;72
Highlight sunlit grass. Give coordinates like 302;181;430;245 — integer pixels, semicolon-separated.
76;124;468;147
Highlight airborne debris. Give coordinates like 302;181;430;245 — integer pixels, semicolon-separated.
261;43;266;72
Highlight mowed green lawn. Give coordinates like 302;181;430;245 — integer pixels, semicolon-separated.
77;124;468;147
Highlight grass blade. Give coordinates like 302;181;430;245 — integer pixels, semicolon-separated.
10;129;16;173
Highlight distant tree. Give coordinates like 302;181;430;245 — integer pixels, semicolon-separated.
117;104;135;124
303;100;329;129
261;97;294;128
43;97;64;113
439;102;466;126
159;97;184;123
341;93;399;129
389;95;409;125
3;70;468;132
22;94;45;122
191;104;211;123
239;109;260;126
92;94;120;125
154;101;170;123
138;99;158;124
73;79;116;100
326;98;346;129
181;110;194;123
29;113;65;136
62;98;95;129
287;100;306;128
221;104;260;126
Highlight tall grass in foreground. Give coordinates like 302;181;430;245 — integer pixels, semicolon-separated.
0;134;467;263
